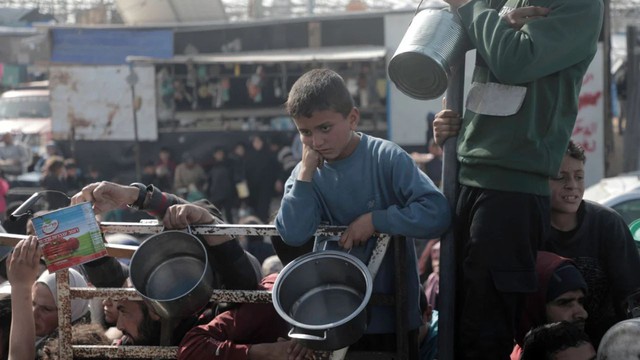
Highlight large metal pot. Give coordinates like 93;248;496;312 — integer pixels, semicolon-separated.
388;8;470;100
129;230;214;319
272;250;373;351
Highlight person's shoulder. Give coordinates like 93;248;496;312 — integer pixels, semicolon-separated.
583;200;623;218
583;200;630;230
363;134;405;154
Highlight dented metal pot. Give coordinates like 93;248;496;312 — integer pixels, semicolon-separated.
272;250;373;351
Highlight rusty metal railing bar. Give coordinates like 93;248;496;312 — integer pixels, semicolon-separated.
69;288;396;306
50;227;397;359
99;222;350;237
71;345;178;359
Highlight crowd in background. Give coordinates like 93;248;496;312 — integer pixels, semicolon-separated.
0;131;302;226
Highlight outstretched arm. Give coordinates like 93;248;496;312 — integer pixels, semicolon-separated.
8;236;41;360
71;181;196;219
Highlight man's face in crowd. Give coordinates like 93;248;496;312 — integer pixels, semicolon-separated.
549;155;585;215
2;134;12;145
546;289;588;330
32;283;58;337
159;151;170;163
116;300;161;345
553;341;596;360
294;108;359;162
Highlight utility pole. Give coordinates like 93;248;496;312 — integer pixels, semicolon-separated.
623;26;640;172
126;62;142;182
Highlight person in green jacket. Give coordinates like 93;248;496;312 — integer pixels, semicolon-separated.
437;0;603;358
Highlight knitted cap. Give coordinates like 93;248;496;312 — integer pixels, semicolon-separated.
547;263;587;302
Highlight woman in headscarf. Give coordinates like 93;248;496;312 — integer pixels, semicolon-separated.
6;237;91;360
34;269;91;349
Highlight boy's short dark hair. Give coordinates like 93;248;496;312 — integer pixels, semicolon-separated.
567;140;586;163
286;69;354;119
521;321;592;360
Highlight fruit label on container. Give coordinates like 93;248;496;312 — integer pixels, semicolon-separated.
32;202;107;272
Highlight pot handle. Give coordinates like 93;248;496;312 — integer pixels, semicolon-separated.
321;238;353;254
288;328;327;341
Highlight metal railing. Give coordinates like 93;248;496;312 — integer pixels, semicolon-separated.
2;222;409;359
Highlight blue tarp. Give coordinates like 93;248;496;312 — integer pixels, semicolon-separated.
51;28;173;65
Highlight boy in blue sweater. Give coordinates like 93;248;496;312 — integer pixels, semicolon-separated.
275;69;450;355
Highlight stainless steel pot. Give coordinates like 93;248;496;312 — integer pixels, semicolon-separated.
388;8;470;100
129;230;214;319
272;250;373;351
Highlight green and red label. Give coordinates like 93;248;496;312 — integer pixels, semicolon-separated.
33;202;107;272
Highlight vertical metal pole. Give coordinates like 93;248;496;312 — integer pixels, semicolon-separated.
57;269;73;360
128;62;142;181
69;125;76;160
394;236;409;359
623;26;640;172
602;0;614;176
438;60;465;360
630;27;640;171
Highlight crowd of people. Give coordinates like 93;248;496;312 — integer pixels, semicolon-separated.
1;0;639;358
0;129;299;227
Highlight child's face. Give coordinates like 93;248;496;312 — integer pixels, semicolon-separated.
294;108;359;162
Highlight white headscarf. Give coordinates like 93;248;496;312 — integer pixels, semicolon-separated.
36;268;90;322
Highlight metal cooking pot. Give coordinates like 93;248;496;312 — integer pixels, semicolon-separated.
272;250;373;351
129;230;214;319
388;8;470;100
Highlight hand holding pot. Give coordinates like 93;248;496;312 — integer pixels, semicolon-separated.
163;204;232;246
247;338;315;360
284;338;315;360
339;212;375;250
163;203;217;229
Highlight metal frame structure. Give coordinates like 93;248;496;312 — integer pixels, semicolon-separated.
29;222;412;359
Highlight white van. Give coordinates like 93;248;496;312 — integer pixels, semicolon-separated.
0;82;52;165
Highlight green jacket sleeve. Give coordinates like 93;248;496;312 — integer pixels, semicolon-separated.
457;0;603;84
